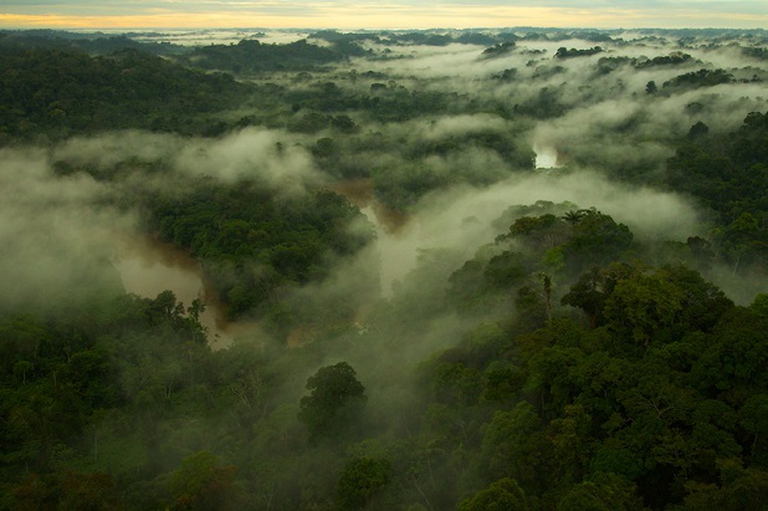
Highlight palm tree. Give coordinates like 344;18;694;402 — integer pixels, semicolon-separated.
562;210;585;226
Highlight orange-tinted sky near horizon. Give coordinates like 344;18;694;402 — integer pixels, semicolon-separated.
0;2;766;30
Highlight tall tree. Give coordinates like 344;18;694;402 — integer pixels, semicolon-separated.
298;362;367;442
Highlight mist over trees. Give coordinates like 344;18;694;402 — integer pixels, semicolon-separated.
1;26;768;510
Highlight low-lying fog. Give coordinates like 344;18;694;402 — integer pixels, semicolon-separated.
2;28;767;349
0;125;707;349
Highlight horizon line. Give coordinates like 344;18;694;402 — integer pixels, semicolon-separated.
0;25;765;33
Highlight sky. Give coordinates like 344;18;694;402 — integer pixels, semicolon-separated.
0;1;767;31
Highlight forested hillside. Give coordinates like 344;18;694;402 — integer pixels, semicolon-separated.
0;44;249;140
0;28;767;510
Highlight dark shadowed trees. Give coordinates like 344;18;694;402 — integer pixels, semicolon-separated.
298;362;367;442
459;477;528;511
336;456;391;510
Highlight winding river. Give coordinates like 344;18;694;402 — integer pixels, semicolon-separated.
114;235;253;349
114;180;417;349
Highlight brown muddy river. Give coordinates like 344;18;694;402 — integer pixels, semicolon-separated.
114;235;255;349
114;180;415;348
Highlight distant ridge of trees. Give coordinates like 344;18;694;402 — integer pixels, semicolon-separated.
0;46;250;141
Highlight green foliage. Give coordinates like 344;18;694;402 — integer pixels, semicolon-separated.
691;307;768;398
562;263;732;343
0;47;249;142
0;29;186;56
555;46;604;59
2;28;768;511
683;458;768;510
635;51;694;68
481;41;517;58
429;361;485;407
513;86;567;118
666;112;768;273
459;477;528;511
447;250;528;314
498;208;634;273
181;39;348;75
167;451;241;510
143;177;373;322
563;210;634;271
336;457;392;510
558;473;645;511
663;68;735;89
750;293;768;318
11;471;123;511
298;362;367;442
366;125;534;210
479;403;550;492
0;289;218;508
603;272;684;347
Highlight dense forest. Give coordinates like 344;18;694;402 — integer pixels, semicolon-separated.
1;27;768;510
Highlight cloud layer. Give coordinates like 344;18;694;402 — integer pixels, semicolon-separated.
1;1;767;29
